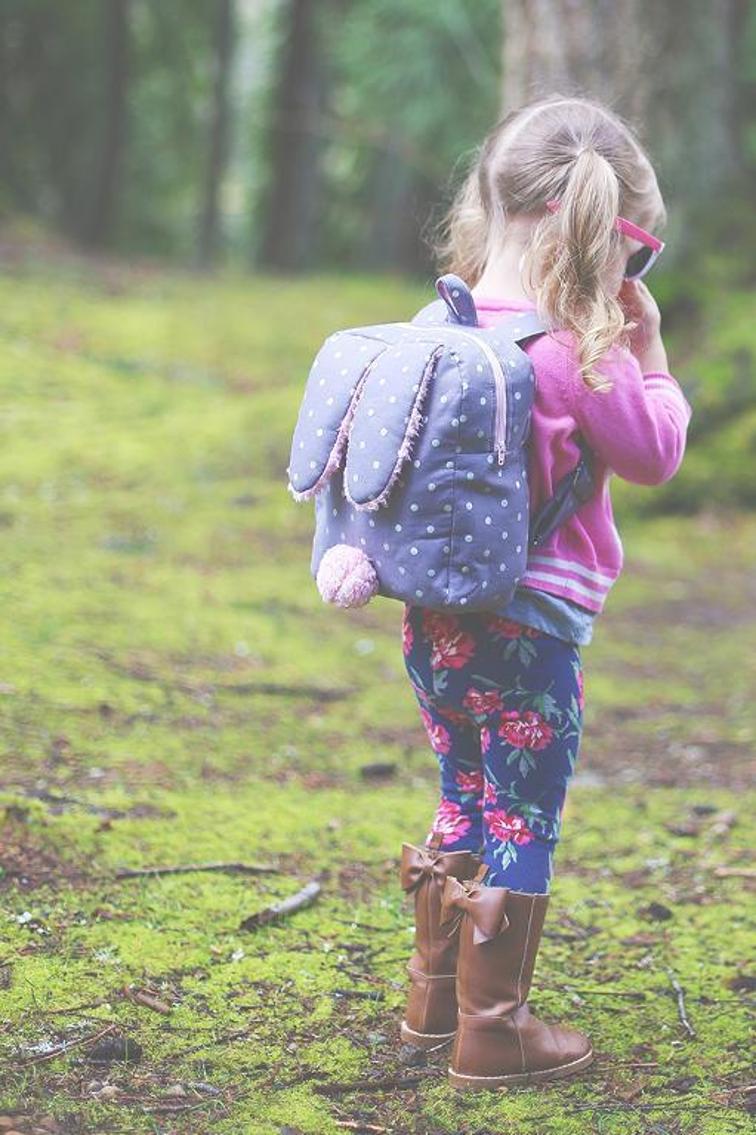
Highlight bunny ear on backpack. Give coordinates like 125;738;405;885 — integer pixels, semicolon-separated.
287;332;390;501
343;339;444;510
288;329;444;509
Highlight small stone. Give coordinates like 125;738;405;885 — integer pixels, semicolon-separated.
359;761;396;780
398;1043;428;1068
639;901;673;922
87;1034;142;1064
188;1081;221;1096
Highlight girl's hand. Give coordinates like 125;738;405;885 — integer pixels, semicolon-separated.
619;278;668;372
618;278;662;357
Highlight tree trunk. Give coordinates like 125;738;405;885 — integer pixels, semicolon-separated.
257;0;328;271
85;0;130;247
361;142;415;270
500;0;746;256
198;0;235;267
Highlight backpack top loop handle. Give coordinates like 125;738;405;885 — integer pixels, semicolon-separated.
435;273;479;327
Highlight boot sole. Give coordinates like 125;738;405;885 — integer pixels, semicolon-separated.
448;1047;594;1089
400;1020;456;1049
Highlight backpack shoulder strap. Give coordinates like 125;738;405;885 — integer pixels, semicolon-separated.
481;308;551;342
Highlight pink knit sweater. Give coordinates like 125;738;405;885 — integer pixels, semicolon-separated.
474;295;693;613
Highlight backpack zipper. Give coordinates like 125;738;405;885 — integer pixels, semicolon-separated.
398;323;509;464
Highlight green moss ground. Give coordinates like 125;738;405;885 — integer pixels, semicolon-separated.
0;248;753;1133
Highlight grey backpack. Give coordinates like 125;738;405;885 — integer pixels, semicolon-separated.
286;274;594;611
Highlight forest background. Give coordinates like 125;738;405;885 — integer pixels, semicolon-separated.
0;3;754;1134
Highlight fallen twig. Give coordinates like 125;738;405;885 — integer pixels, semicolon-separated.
331;918;396;932
561;987;647;999
332;988;385;1001
611;1061;661;1069
713;866;756;878
16;1021;118;1065
666;967;695;1038
115;861;278;880
336;1122;387;1132
40;998;112;1016
123;987;172;1014
240;880;321;931
19;788;126;818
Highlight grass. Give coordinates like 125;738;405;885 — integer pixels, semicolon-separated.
0;242;753;1134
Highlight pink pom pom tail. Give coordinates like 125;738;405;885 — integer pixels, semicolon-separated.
316;544;379;608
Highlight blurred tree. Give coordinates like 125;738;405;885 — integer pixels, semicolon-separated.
0;1;103;237
320;0;502;276
0;0;753;270
198;0;235;266
257;0;330;270
501;0;648;125
85;0;131;247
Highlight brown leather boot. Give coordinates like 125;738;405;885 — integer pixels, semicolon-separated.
441;866;594;1088
399;833;481;1048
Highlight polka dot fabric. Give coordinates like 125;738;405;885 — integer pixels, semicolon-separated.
287;274;552;611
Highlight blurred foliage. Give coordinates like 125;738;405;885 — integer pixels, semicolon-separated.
320;0;502;267
0;0;505;264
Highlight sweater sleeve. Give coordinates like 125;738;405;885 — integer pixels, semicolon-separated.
558;341;693;486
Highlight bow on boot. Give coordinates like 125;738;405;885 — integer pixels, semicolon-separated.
400;845;453;894
440;874;511;946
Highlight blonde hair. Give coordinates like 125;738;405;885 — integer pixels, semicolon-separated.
428;93;667;392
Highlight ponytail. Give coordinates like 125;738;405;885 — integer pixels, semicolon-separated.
522;149;628;393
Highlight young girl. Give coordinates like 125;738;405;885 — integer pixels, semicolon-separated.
398;93;693;1088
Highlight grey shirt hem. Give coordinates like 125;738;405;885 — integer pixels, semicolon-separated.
492;585;596;646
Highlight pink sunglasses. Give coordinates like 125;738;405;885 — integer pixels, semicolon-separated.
545;197;665;280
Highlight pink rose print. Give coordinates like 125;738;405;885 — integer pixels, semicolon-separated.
420;609;476;671
455;768;484;795
481;725;491;754
498;709;554;751
483;780;497;807
462;687;504;716
577;667;585;712
430;798;472;846
402;613;414;656
436;704;474;728
430;630;476;672
485;615;542;640
420;707;451;754
484;808;534;846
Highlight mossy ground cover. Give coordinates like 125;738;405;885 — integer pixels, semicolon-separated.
0;244;753;1133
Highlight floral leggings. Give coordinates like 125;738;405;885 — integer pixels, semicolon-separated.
401;605;585;894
